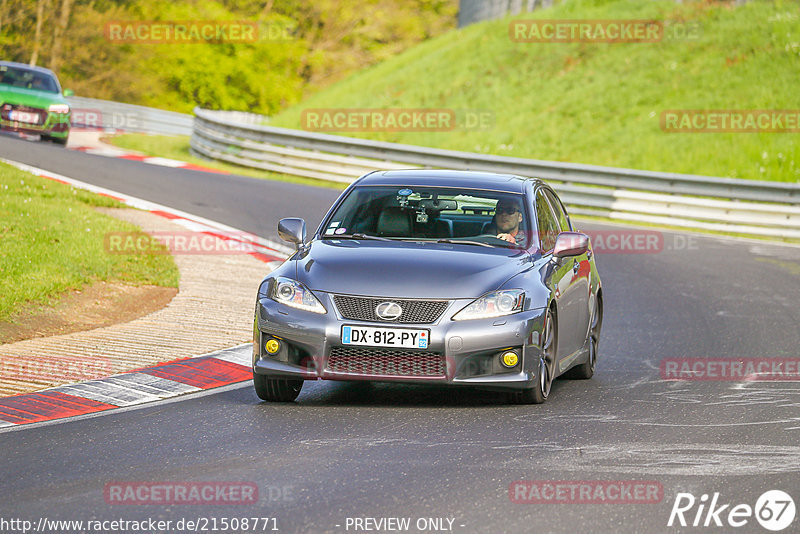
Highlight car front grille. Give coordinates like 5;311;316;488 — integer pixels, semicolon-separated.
327;346;445;378
1;104;47;124
333;295;448;324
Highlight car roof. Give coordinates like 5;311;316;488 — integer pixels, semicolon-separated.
0;61;58;77
356;169;541;194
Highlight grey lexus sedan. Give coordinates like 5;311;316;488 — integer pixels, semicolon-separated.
253;170;602;404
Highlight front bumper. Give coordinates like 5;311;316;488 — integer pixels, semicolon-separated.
0;107;70;138
253;292;547;391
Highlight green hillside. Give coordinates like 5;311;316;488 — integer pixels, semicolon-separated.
270;0;800;182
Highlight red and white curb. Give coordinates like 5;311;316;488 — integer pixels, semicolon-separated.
13;128;221;173
0;345;253;427
70;142;228;174
0;158;293;264
0;157;294;427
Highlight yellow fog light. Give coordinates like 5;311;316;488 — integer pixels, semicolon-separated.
501;351;519;368
265;339;281;354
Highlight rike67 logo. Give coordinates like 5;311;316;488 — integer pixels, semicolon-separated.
668;490;795;531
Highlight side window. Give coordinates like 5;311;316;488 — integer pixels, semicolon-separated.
535;190;559;252
543;188;570;232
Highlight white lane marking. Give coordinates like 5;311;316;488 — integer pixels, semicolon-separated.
209;346;252;367
169;218;217;232
103;373;201;397
74;146;132;157
142;157;187;167
163;217;279;256
191;343;251;359
73;144;210;169
0;420;15;428
50;381;161;407
0;157;294;257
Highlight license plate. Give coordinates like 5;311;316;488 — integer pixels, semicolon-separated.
9;110;40;124
341;325;429;349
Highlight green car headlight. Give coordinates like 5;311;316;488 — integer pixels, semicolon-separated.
48;104;70;114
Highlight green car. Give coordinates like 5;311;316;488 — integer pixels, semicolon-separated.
0;60;72;145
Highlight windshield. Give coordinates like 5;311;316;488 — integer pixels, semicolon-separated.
321;185;532;248
0;65;60;93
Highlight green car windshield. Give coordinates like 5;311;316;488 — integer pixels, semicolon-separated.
0;65;60;93
321;185;532;249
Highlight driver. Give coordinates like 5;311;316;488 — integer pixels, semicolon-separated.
491;198;527;246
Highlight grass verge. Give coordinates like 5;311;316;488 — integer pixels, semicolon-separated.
0;162;179;323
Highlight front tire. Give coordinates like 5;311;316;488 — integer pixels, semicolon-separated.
41;134;68;146
510;309;557;404
253;373;303;402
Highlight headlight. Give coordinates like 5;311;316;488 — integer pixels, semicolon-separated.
452;289;525;321
269;277;326;314
48;104;70;114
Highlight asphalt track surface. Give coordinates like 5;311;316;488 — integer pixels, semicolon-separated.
1;135;800;533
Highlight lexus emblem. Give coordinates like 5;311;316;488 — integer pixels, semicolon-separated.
375;301;403;321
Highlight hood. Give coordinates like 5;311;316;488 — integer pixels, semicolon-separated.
295;239;532;299
0;85;65;108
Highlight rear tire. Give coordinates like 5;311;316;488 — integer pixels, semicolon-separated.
565;297;602;380
510;309;556;404
253;373;303;402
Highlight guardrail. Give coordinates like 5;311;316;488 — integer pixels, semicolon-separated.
191;107;800;239
67;96;193;136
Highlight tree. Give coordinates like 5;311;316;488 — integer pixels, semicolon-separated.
30;0;48;65
49;0;73;72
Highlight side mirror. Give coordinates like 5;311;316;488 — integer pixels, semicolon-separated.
278;217;306;249
553;231;589;258
63;89;74;97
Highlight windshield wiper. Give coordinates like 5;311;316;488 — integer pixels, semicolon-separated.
435;238;498;248
323;233;393;241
